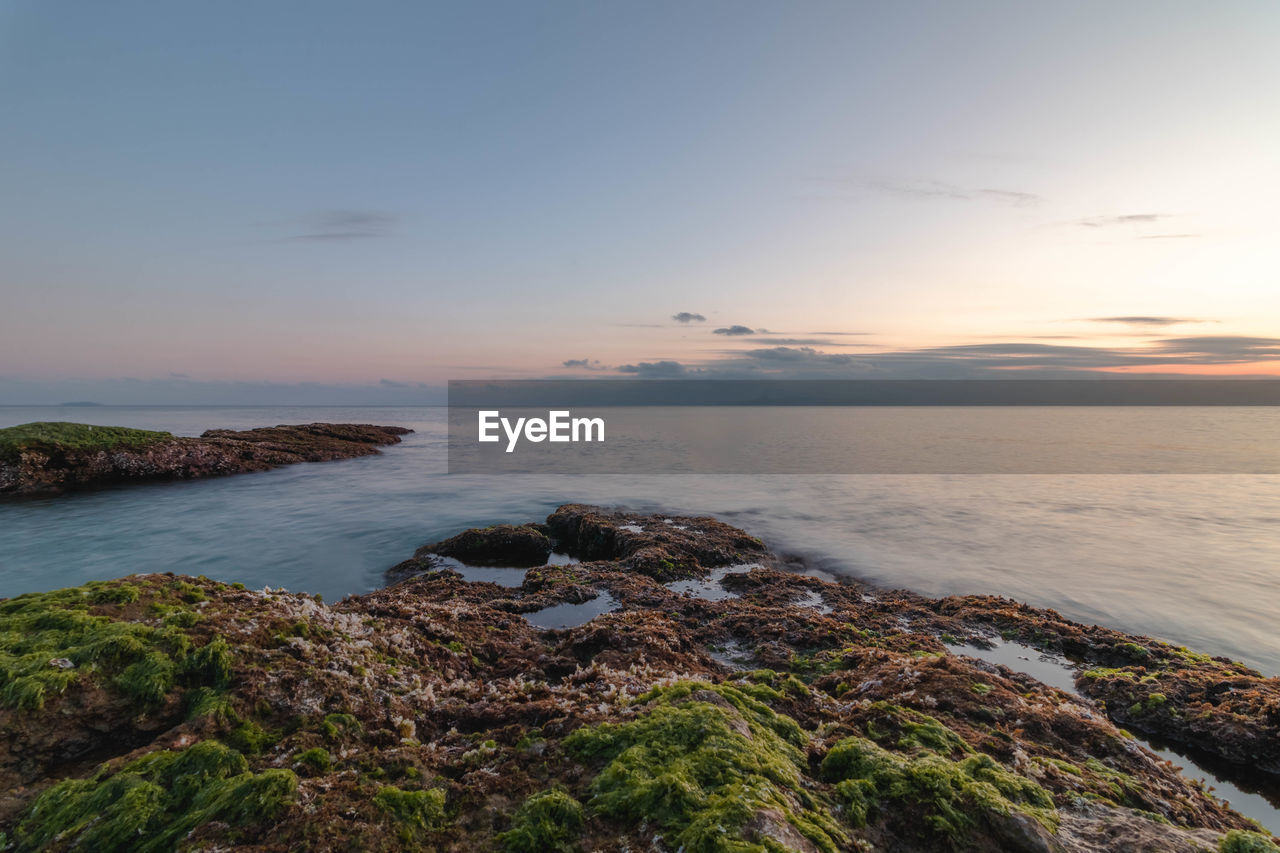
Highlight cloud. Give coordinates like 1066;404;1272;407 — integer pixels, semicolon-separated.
713;325;755;336
281;209;397;242
1148;336;1280;360
616;360;689;377
1140;234;1199;240
1086;316;1204;327
743;337;843;346
744;346;859;364
865;180;1043;207
562;358;608;371
1077;214;1169;227
594;334;1280;380
672;312;706;323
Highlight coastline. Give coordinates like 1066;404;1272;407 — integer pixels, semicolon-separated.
0;422;412;497
2;504;1277;851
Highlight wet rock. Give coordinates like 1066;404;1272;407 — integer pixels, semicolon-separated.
546;504;770;579
0;422;412;497
416;524;552;567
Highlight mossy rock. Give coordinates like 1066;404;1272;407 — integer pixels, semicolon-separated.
1221;829;1280;853
419;524;552;567
373;785;448;843
12;740;297;852
0;422;172;463
497;788;584;852
566;680;845;853
821;733;1058;845
0;580;232;712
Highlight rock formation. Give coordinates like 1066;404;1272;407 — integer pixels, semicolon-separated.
0;505;1276;851
0;421;412;496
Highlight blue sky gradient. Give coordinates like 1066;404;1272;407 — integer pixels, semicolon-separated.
3;1;1279;402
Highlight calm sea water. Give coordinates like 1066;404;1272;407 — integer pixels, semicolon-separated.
2;405;1279;675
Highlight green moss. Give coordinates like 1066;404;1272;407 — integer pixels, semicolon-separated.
0;581;231;711
0;421;173;462
1078;758;1149;808
297;747;332;774
1035;757;1083;777
373;785;447;843
89;585;140;605
115;651;177;703
821;736;1057;842
566;681;845;853
171;580;205;604
322;712;362;740
13;740;296;852
497;788;584;852
189;635;233;688
633;681;808;748
226;720;278;755
1082;667;1139;681
1115;642;1151;661
1170;645;1213;665
862;703;974;756
1221;830;1280;853
185;687;236;723
746;668;810;697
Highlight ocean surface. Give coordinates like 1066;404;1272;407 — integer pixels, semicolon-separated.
2;405;1278;673
4;404;1280;826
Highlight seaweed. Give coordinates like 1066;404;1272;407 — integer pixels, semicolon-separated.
0;580;232;711
821;734;1057;843
12;740;296;852
497;788;584;852
566;680;845;853
372;785;448;843
0;422;172;463
1220;829;1280;852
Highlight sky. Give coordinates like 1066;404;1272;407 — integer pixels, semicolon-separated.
2;1;1279;403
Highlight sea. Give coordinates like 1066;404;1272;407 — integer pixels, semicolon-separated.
3;404;1279;826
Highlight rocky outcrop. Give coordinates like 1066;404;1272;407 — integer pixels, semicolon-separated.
0;422;412;496
1;506;1276;852
416;524;553;567
932;594;1280;777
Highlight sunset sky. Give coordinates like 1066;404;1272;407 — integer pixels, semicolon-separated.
2;1;1279;402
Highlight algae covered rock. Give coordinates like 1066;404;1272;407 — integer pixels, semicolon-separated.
417;523;553;566
0;421;412;496
3;506;1278;851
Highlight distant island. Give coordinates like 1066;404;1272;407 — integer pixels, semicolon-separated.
0;505;1276;851
0;421;412;496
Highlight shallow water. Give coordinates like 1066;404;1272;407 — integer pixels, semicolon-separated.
521;591;619;630
3;405;1279;682
666;564;758;601
948;640;1280;832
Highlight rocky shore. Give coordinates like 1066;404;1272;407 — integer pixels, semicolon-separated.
0;422;412;497
1;505;1278;851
